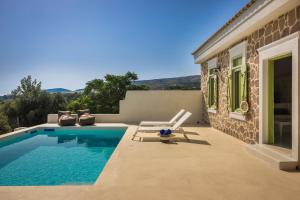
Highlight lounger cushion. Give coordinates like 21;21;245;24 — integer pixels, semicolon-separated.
77;109;95;126
58;115;76;126
79;114;95;126
58;111;76;126
77;109;90;117
58;111;71;119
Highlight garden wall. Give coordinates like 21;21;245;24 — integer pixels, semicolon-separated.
48;90;203;124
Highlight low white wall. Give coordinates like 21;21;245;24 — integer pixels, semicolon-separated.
48;90;203;124
118;90;202;123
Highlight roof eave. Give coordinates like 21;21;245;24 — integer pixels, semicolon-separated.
192;0;299;64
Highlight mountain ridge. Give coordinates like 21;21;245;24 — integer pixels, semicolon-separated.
45;88;72;93
134;75;200;90
0;75;200;100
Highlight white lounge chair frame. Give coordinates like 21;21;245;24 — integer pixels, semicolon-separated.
132;112;192;141
139;109;185;126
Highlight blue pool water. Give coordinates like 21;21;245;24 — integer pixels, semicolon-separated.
0;128;126;186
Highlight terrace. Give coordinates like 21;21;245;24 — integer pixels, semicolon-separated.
1;125;300;200
1;0;300;199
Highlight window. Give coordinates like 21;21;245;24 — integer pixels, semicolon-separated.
208;69;217;109
232;57;242;112
228;41;248;118
207;57;218;111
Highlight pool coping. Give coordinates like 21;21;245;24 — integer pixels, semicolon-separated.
0;123;129;140
0;123;136;187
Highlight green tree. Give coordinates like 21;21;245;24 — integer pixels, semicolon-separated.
51;93;68;112
1;100;18;128
12;75;42;97
68;72;148;113
103;72;139;113
67;95;92;111
9;76;55;127
83;79;104;95
1;76;71;129
0;113;12;134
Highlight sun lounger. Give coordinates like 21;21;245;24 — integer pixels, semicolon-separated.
132;111;192;140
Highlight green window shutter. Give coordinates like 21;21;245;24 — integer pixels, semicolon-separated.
213;74;218;109
227;70;232;112
206;77;210;107
240;64;247;102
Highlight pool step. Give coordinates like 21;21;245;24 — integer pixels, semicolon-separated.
247;144;298;170
44;128;55;132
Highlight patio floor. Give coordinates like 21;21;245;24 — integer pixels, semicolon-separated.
1;125;300;200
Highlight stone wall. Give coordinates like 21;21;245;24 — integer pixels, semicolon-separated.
200;5;300;144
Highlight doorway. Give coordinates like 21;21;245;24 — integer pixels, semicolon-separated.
268;55;292;149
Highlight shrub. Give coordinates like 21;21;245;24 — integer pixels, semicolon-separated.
0;113;12;134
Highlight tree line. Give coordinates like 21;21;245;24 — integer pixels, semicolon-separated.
0;72;148;134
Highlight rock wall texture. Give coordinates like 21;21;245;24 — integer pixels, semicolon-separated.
200;5;300;144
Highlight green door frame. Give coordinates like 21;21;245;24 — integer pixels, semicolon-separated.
267;53;292;144
268;59;274;144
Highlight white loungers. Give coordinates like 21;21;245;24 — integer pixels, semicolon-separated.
139;109;185;126
132;111;192;140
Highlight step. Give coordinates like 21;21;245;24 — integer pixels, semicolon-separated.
247;144;298;170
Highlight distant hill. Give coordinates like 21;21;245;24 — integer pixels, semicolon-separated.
133;75;200;90
74;89;84;93
0;75;200;101
44;75;201;93
0;94;13;101
45;88;72;93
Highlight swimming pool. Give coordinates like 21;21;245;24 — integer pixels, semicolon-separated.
0;127;126;186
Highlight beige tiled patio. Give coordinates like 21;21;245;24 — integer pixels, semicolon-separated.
1;125;300;200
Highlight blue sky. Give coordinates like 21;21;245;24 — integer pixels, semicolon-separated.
0;0;249;95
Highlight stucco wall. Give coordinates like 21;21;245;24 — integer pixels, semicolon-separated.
119;90;202;123
48;90;202;124
200;5;300;144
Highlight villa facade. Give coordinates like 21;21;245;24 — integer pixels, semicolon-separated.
193;0;300;169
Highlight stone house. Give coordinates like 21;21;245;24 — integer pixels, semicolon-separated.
192;0;300;170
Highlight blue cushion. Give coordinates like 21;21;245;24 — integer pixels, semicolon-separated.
160;129;172;136
160;129;166;135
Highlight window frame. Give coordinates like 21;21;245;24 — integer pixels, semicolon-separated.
207;57;218;112
208;69;217;109
228;41;247;120
231;56;242;112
